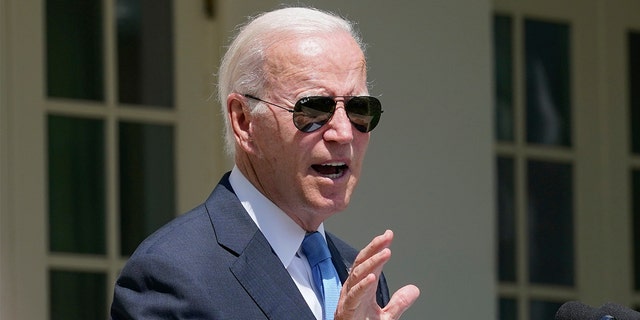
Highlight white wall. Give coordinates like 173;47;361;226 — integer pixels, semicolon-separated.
219;1;495;318
0;1;48;319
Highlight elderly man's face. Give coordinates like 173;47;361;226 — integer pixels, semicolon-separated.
246;31;370;231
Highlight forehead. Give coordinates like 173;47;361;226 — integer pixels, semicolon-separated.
263;32;367;94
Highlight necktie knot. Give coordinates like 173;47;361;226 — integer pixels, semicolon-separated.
302;232;332;268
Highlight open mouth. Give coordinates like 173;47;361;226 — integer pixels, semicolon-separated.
311;162;348;179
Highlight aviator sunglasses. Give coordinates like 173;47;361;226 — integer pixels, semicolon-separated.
243;94;383;133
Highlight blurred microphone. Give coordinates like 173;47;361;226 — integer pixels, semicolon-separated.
555;301;615;320
600;302;640;320
556;301;640;320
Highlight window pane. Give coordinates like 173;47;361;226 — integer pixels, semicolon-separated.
633;170;640;290
499;297;518;320
119;122;175;256
46;0;103;100
494;15;514;142
525;19;572;147
530;300;563;320
497;157;516;282
48;115;105;254
527;160;574;286
117;0;174;107
630;31;640;155
50;270;106;320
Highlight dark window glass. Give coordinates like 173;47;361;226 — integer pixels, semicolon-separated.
48;115;105;254
119;122;175;255
117;0;174;107
525;19;572;147
499;297;518;320
50;270;106;320
497;157;516;282
630;31;640;154
494;15;514;142
530;300;563;320
527;160;574;286
633;170;640;290
46;0;103;100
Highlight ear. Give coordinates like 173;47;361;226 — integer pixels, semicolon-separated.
227;93;256;153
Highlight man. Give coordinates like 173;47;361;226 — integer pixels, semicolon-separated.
111;6;419;320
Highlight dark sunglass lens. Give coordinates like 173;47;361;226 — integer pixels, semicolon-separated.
346;96;382;115
293;97;336;132
296;96;335;112
346;97;382;132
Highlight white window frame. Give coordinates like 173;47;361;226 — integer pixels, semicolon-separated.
0;1;229;318
494;0;640;317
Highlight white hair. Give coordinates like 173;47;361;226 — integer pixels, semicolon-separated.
217;7;365;155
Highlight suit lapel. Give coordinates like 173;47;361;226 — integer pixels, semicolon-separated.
230;234;315;319
326;234;353;284
206;174;315;320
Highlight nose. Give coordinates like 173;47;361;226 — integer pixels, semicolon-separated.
323;104;354;143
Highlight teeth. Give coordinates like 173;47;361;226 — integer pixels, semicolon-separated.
312;162;348;179
322;162;346;167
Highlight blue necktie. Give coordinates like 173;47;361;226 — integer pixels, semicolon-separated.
301;232;342;320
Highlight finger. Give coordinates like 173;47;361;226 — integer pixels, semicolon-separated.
353;230;394;266
353;247;391;280
345;230;393;292
344;247;391;291
338;273;378;312
382;284;421;319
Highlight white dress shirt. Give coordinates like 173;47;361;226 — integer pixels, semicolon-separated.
229;166;324;319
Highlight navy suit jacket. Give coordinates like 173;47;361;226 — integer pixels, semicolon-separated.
111;173;390;319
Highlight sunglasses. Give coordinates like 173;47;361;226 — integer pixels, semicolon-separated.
243;94;383;133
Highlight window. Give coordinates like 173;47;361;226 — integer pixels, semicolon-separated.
20;0;227;318
46;1;177;317
494;1;640;318
495;14;575;319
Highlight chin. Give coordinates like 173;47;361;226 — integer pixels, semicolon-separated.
321;195;351;214
300;193;345;215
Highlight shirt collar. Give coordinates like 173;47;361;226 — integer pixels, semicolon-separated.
229;166;325;268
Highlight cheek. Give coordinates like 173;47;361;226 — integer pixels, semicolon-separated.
354;135;371;160
250;115;288;155
255;129;302;170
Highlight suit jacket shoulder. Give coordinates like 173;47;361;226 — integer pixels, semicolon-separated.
111;172;389;319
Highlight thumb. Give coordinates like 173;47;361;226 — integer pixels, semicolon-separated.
382;285;420;319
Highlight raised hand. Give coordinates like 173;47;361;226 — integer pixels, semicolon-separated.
335;230;420;320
